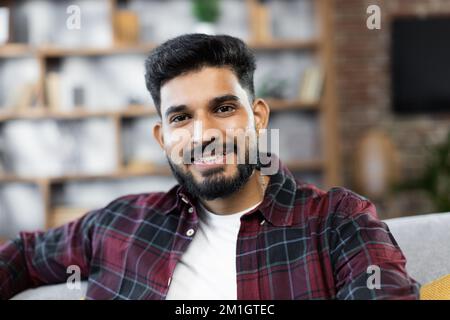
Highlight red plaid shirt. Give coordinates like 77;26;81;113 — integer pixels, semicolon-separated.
0;160;419;300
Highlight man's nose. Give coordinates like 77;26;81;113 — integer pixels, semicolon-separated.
192;116;220;146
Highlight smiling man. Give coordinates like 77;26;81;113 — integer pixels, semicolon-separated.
0;34;419;300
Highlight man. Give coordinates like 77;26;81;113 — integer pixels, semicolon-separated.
0;34;419;300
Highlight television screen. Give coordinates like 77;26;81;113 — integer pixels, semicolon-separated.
391;17;450;114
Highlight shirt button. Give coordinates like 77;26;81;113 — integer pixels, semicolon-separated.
188;207;194;213
186;228;195;237
260;219;266;225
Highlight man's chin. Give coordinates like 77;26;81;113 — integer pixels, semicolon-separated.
168;156;255;200
190;163;235;178
195;168;226;180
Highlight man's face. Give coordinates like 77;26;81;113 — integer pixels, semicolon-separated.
153;67;269;200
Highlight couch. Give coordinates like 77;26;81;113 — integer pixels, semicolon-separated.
10;212;450;300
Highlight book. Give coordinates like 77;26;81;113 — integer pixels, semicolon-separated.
14;82;39;112
113;10;140;45
249;0;272;43
299;66;324;103
46;72;61;112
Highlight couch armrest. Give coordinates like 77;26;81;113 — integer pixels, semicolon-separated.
10;281;88;300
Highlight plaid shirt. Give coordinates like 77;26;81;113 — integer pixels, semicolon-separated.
0;160;419;300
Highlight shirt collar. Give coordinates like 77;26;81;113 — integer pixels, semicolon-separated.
161;155;298;227
256;156;298;227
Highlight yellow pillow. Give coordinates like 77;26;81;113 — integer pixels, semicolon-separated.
420;274;450;300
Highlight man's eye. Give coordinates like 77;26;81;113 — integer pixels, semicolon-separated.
216;105;235;113
171;114;189;123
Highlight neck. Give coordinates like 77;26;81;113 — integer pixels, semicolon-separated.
200;170;270;215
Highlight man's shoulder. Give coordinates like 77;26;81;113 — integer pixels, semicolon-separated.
294;182;377;223
93;185;180;222
106;190;175;208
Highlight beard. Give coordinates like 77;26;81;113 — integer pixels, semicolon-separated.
167;154;256;201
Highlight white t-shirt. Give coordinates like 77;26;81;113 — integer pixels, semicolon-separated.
165;201;261;300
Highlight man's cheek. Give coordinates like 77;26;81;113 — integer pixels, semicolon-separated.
166;129;191;165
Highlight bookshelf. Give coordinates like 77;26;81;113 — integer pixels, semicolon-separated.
0;0;340;232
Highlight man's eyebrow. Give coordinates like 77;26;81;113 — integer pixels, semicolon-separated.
164;95;240;118
164;105;188;119
208;94;240;108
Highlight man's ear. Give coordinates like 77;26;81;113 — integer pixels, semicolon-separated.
153;121;165;151
252;98;270;132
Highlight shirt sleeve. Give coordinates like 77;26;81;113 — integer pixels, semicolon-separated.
329;190;421;300
0;209;99;300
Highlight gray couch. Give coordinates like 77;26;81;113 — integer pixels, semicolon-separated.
10;212;450;300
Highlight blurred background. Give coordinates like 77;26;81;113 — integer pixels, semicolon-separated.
0;0;449;241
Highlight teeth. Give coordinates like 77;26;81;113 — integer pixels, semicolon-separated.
194;154;223;164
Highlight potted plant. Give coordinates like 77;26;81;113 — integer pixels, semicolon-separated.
396;131;450;213
192;0;220;35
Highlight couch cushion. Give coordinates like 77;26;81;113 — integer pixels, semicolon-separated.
384;212;450;285
420;274;450;300
10;281;87;300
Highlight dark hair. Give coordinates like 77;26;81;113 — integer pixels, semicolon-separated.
144;33;256;115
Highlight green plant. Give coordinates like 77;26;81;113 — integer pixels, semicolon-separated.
396;131;450;212
257;77;288;99
192;0;220;23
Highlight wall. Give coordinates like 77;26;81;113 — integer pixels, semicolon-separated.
333;0;450;218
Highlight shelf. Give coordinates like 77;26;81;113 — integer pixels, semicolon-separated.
0;44;157;58
0;39;319;59
248;39;320;51
48;166;172;183
0;175;45;183
0;106;157;122
0;44;35;57
39;43;158;57
286;159;324;172
120;106;158;118
0;101;318;122
0;44;158;58
0;160;323;184
266;99;320;112
0;165;172;184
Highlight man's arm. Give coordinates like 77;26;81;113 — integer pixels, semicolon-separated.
0;209;99;299
329;190;420;300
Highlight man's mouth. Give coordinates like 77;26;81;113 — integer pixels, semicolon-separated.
192;151;230;165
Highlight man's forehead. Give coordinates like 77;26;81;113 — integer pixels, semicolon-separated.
159;67;247;111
